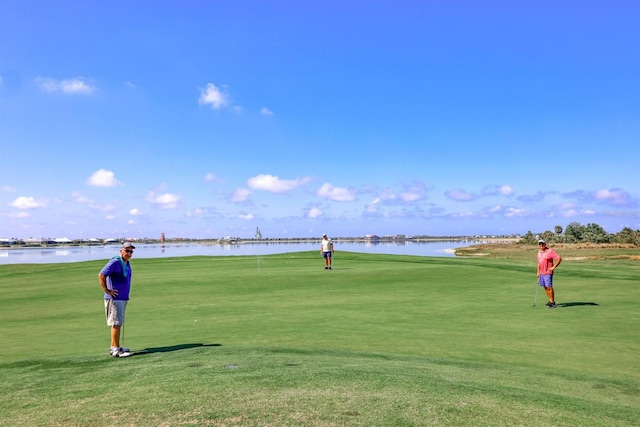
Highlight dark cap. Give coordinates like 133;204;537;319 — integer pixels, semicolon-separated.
122;242;136;249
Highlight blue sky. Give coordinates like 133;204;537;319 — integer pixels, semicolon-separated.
1;1;639;240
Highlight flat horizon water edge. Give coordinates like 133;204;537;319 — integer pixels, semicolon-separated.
0;240;472;265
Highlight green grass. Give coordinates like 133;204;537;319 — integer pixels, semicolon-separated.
1;251;639;426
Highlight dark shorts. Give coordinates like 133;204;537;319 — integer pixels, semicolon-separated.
539;274;553;288
322;251;332;259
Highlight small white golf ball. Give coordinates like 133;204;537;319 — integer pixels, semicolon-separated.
194;320;198;323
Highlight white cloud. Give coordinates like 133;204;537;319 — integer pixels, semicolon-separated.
365;198;381;213
497;185;514;196
1;185;16;192
230;188;252;202
504;207;530;217
307;207;323;218
86;169;123;187
445;189;476;201
145;191;181;209
129;208;141;216
238;213;254;220
399;182;426;202
260;107;274;116
592;188;631;206
451;211;476;218
10;196;48;209
316;183;356;201
36;77;95;94
72;192;93;204
247;174;310;193
198;83;229;109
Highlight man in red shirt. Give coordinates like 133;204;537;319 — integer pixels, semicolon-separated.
537;239;562;308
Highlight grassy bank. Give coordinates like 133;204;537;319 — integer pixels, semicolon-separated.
1;251;639;426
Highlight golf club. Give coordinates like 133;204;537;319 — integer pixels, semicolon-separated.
532;281;539;307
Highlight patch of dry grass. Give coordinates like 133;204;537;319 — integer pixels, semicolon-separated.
454;242;640;260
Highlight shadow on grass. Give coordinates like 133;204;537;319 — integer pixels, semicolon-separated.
133;343;221;356
557;301;599;308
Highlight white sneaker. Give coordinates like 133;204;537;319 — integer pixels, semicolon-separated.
110;347;132;358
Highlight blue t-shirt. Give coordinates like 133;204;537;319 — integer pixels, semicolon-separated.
100;257;132;300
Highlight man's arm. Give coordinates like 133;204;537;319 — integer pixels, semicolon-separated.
99;273;118;298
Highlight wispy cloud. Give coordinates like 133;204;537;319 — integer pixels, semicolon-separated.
517;191;549;202
564;188;636;207
204;173;223;183
230;188;252;203
36;77;95;94
186;208;206;217
260;107;274;116
3;211;31;218
445;189;476;202
504;207;531;218
592;188;634;206
399;181;428;202
71;192;93;204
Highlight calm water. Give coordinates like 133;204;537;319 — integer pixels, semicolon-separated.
0;240;475;265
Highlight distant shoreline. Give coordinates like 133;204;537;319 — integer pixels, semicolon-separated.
0;236;521;250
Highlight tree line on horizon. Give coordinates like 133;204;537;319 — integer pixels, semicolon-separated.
520;221;640;246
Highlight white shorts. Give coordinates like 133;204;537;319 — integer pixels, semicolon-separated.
104;299;128;326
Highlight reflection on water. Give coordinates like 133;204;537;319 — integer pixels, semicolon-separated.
0;240;474;265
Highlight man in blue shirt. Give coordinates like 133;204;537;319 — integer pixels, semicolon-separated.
99;242;135;357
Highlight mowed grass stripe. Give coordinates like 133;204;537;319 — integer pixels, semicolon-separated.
1;251;639;426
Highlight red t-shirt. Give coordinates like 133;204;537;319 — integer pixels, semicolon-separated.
537;248;560;275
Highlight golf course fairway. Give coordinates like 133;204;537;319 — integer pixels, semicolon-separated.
1;251;638;426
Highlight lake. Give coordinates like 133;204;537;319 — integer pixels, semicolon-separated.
0;240;478;265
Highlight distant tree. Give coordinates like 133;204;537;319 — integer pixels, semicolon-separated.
542;230;555;243
583;223;609;243
613;227;638;245
564;222;584;243
520;230;537;245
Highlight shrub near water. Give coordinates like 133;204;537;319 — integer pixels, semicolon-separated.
1;251;639;426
